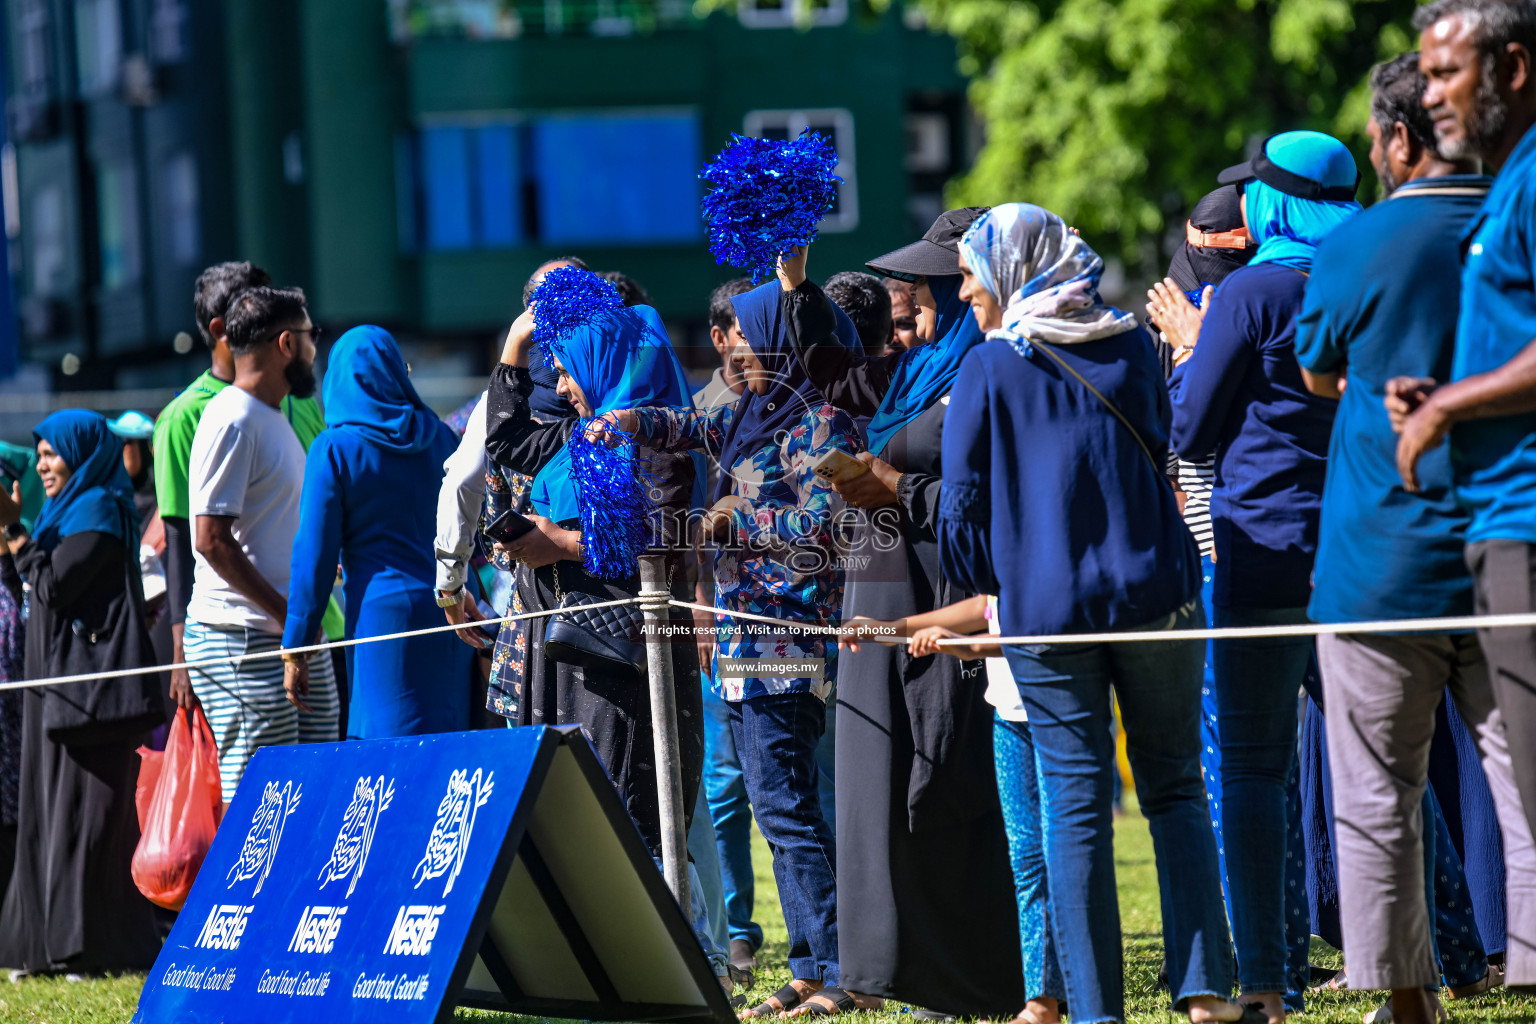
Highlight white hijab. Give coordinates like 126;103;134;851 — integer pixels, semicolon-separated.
958;203;1136;348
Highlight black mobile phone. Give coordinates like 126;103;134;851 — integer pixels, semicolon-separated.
476;599;500;639
483;508;537;545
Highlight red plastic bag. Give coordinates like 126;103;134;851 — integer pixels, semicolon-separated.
132;707;224;910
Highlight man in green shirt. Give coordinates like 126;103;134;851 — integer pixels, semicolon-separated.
155;262;336;709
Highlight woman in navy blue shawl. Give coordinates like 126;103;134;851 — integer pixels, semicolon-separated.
283;326;471;738
0;410;162;974
939;204;1240;1024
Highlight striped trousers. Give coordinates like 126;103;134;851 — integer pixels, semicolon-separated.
184;621;339;803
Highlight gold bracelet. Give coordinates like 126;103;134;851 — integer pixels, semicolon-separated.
281;651;303;665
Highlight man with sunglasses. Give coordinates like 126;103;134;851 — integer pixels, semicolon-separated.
153;263;333;717
183;285;339;803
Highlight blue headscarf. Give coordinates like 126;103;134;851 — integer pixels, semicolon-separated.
29;410;136;552
322;325;441;454
1244;179;1360;273
532;305;693;523
714;281;860;502
864;274;986;456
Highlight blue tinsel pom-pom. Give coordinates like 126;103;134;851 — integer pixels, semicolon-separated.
700;129;842;282
568;420;655;579
530;266;625;372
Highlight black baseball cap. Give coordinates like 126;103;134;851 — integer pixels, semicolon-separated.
866;206;992;282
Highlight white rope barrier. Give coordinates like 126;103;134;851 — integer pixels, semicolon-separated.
14;592;1536;693
3;597;645;692
944;611;1536;646
677;600;1536;647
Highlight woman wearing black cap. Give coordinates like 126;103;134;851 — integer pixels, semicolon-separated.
774;208;1025;1019
1146;183;1257;909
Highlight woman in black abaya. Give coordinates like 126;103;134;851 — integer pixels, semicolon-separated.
0;410;163;975
778;211;1024;1018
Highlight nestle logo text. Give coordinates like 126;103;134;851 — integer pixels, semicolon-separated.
383;905;447;956
288;905;348;954
195;904;254;951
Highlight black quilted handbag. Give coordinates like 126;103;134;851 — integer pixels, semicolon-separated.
542;562;648;676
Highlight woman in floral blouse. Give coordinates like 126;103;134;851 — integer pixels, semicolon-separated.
604;280;862;1018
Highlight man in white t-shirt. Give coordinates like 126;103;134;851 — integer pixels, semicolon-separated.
185;284;339;802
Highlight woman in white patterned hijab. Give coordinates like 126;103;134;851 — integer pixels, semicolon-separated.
958;202;1136;349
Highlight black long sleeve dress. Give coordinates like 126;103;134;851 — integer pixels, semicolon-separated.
0;552;24;899
484;364;704;859
784;281;1023;1016
0;530;163;973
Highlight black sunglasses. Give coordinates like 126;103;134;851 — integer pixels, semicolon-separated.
266;324;323;346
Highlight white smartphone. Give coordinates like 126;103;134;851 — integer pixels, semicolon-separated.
812;449;869;484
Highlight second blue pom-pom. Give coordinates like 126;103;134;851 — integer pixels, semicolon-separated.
529;266;625;371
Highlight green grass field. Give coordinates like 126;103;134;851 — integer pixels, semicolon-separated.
7;811;1536;1024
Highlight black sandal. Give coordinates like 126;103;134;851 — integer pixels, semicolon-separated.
743;983;806;1019
802;987;860;1017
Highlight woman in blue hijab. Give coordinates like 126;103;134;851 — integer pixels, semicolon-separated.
0;409;162;974
484;278;705;870
282;325;470;739
1169;131;1360;1024
598;277;861;1017
776;212;1025;1020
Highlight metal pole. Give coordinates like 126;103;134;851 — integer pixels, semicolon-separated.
637;553;689;911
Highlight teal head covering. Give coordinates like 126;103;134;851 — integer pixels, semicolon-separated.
1218;131;1362;272
0;441;43;532
863;274;986;456
532;304;694;577
29;410;137;552
322;325;440;454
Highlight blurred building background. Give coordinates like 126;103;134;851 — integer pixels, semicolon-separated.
0;0;971;439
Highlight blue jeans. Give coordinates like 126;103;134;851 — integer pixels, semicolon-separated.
1005;603;1232;1023
817;699;837;837
1197;559;1310;1011
1210;606;1313;996
728;692;839;984
995;714;1066;1004
690;781;731;959
703;682;762;950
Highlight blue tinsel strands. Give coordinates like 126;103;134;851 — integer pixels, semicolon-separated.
700;128;842;282
567;420;654;579
529;266;625;372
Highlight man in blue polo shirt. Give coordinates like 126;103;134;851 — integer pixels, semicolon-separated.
1299;52;1534;1022
1394;0;1536;880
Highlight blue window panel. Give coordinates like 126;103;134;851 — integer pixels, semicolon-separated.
422;125;473;250
533;113;701;245
476;124;522;247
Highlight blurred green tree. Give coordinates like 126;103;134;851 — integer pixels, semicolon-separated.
907;0;1417;268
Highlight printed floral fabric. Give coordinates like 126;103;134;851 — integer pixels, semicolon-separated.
483;466;534;720
634;401;858;702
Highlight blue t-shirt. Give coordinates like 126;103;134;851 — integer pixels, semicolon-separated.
1451;126;1536;544
1296;175;1492;623
1170;262;1337;609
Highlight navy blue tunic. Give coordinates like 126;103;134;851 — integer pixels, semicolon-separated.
938;328;1199;638
1170;262;1337;609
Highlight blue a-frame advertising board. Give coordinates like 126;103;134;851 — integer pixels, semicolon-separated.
133;725;734;1024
